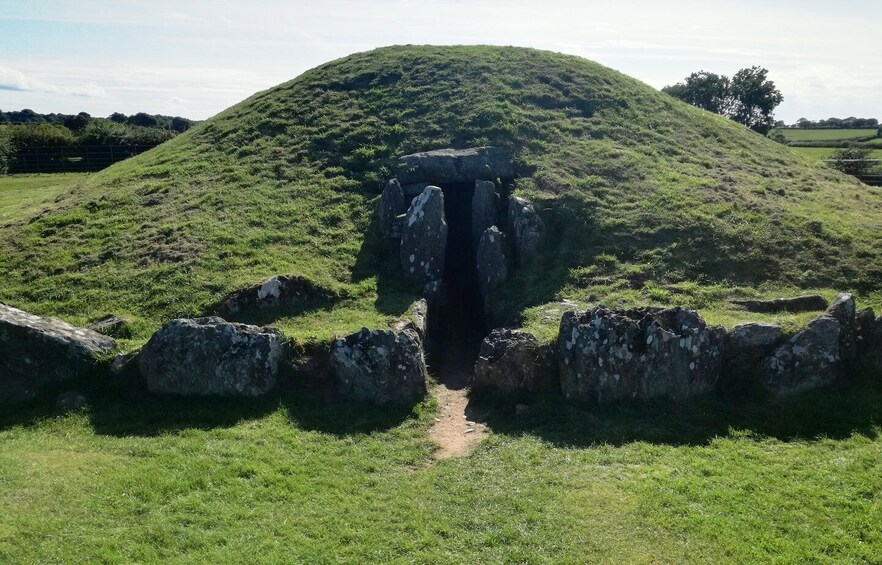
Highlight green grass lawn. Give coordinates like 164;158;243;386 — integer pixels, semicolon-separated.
0;174;88;224
777;128;878;141
790;147;882;160
1;376;880;563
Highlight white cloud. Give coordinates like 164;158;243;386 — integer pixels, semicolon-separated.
0;66;60;93
0;66;106;97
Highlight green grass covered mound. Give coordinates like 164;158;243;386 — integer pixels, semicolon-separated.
1;45;881;344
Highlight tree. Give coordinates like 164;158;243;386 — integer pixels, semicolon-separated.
63;112;91;133
0;126;13;173
829;146;875;178
109;112;127;123
170;116;192;133
729;67;783;134
663;66;783;134
661;71;733;115
127;112;157;128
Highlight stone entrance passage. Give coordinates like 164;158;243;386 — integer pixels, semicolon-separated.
379;146;541;388
430;181;486;388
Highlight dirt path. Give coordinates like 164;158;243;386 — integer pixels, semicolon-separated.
428;384;487;460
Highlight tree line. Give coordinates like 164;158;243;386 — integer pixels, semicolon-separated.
787;117;879;129
0;110;198;174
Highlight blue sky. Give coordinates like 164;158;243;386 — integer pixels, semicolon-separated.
1;0;879;122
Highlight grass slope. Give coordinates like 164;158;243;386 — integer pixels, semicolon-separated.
1;46;881;345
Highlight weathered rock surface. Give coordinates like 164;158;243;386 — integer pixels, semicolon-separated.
216;274;333;321
856;308;882;371
1;303;116;405
402;181;430;198
558;307;725;403
825;292;856;362
474;329;555;393
89;315;131;339
722;322;784;388
732;295;828;313
476;226;509;305
390;298;429;341
55;390;88;411
471;180;498;251
400;186;447;284
330;327;428;404
507;196;544;265
761;315;842;396
395;146;514;185
138;317;283;397
378;178;406;240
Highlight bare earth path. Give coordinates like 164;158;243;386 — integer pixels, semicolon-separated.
428;384;487;459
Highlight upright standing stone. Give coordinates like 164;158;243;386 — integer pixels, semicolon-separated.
377;178;406;241
825;292;857;362
476;226;509;306
507;196;544;265
472;180;498;252
400;186;448;284
1;303;116;405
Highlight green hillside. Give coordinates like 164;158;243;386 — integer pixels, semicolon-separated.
1;45;880;346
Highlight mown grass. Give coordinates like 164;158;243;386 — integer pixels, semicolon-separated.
776;128;878;141
1;375;880;563
0;173;88;224
790;146;882;160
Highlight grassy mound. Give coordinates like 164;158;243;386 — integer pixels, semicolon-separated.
2;45;881;345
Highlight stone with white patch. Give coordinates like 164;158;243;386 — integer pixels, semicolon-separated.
138;317;283;397
330;327;428;404
400;186;447;284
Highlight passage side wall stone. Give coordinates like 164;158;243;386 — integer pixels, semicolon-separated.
400;186;448;284
507;196;544;265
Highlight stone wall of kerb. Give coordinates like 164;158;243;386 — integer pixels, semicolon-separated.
475;293;882;403
4;289;881;409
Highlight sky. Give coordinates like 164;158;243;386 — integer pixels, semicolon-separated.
0;0;879;123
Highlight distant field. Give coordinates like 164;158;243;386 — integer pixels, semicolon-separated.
791;147;882;160
778;128;878;141
0;174;87;223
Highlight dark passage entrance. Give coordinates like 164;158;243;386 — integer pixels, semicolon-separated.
428;182;487;389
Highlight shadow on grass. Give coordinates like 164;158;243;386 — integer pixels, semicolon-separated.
0;383;420;439
471;374;882;448
2;374;879;446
